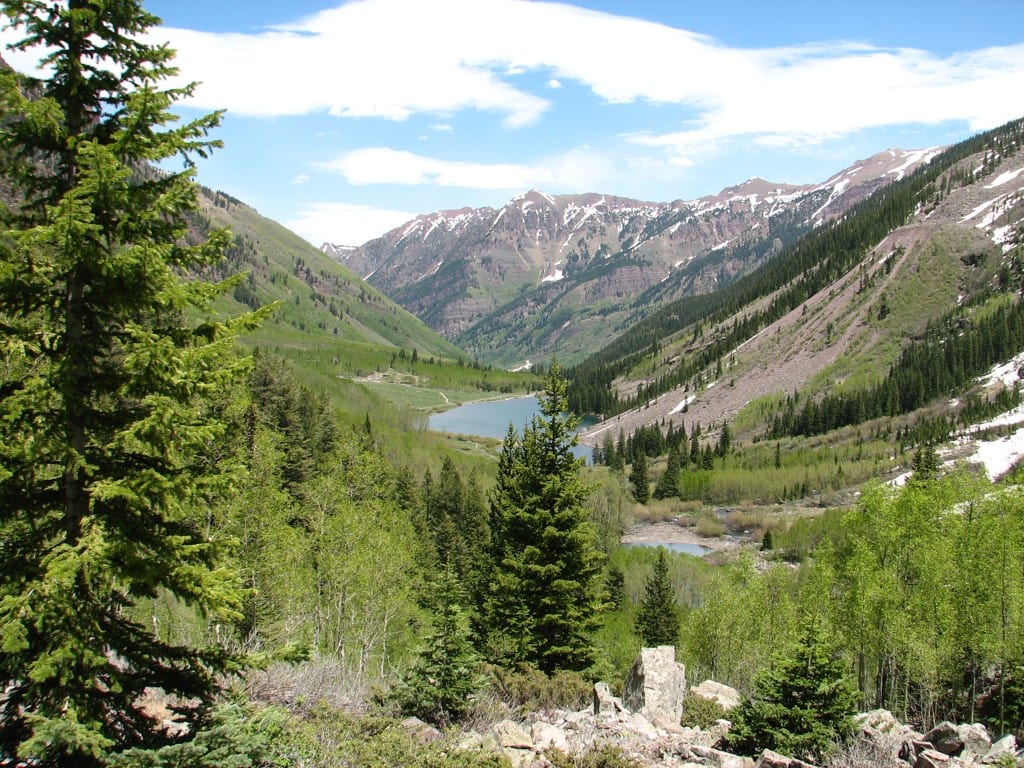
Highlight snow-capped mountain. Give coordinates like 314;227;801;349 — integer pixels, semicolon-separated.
322;149;940;365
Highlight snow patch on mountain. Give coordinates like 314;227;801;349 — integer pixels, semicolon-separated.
985;167;1024;188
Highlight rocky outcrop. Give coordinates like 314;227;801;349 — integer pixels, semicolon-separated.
691;680;741;711
622;645;687;729
455;651;1024;768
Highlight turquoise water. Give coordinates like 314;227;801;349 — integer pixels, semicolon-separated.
624;541;710;557
428;396;595;463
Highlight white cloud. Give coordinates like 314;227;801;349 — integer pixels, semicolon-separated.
320;146;613;192
145;0;1024;153
286;202;416;247
292;173;310;184
7;0;1024;173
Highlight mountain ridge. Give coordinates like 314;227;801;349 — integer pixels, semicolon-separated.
324;148;942;366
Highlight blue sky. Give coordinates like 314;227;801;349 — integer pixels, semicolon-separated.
5;0;1024;246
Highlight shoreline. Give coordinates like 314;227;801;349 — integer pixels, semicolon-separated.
620;520;741;552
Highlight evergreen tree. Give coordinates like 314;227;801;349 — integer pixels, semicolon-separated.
630;450;649;503
911;443;940;482
652;445;681;500
634;549;680;646
0;2;260;763
716;422;732;457
724;618;858;762
481;366;605;672
390;567;483;727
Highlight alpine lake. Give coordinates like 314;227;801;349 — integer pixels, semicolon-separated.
428;396;711;557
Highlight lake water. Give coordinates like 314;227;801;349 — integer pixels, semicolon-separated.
624;541;710;557
428;396;595;463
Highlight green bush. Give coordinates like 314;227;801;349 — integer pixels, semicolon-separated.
546;744;641;768
484;663;592;713
681;694;727;730
108;703;295;768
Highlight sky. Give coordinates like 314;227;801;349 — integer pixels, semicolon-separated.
4;0;1024;247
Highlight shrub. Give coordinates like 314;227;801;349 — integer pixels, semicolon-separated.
681;694;727;730
546;744;641;768
484;664;592;714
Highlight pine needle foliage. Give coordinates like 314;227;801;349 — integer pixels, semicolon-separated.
389;567;483;728
481;365;605;672
0;2;264;764
634;549;680;647
724;617;858;762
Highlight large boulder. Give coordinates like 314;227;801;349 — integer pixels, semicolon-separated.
691;680;742;711
623;646;687;728
982;734;1018;764
531;721;569;753
957;723;992;757
924;722;963;756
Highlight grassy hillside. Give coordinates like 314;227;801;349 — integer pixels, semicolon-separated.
194;187;465;359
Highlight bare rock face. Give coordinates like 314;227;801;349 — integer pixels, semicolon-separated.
623;646;687;729
982;734;1017;764
593;681;623;716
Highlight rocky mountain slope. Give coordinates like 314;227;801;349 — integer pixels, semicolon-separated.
325;149;941;366
576;119;1024;457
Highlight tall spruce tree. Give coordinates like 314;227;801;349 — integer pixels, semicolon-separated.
630;449;649;503
652;445;681;500
634;549;680;646
481;366;604;672
0;2;259;764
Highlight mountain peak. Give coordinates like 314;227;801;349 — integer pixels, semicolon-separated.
514;189;558;207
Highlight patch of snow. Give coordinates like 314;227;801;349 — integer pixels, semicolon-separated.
538;190;555;205
888;471;912;488
510;359;532;372
424;216;445;239
397;219;422;244
961;196;1004;223
490;206;507;229
669;394;695;415
811;178;851;221
734;328;765;352
991;224;1015;251
364;268;377;280
710;239;732;252
974;354;1024;391
968;426;1024;480
888;147;943;180
985;168;1024;188
541;269;564;283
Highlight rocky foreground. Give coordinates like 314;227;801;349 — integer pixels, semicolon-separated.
402;647;1024;768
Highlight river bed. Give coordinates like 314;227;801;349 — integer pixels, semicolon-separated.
620;521;740;556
